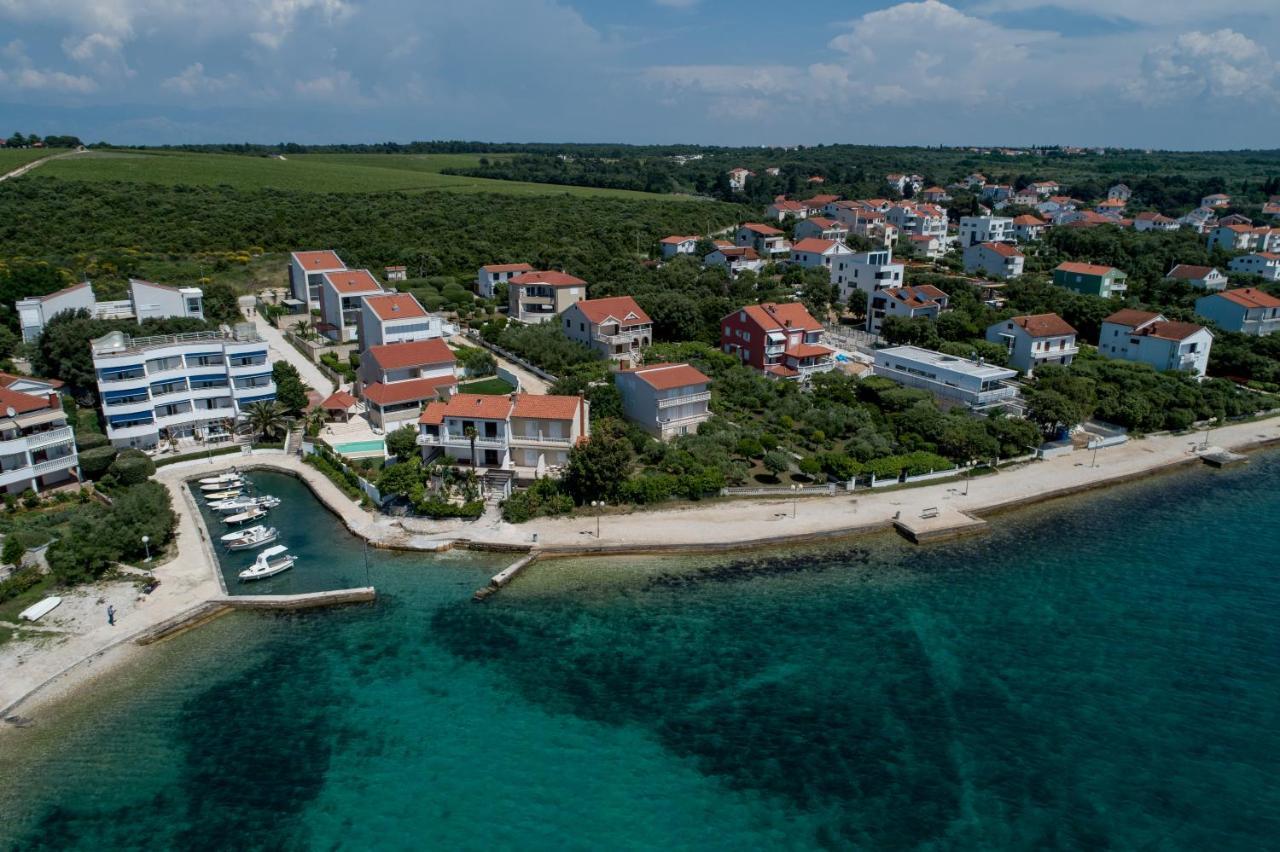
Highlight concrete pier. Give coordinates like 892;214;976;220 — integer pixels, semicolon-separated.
474;552;540;601
893;506;987;544
133;587;376;644
1201;450;1247;468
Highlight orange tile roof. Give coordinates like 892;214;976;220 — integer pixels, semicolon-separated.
1012;214;1046;225
805;217;843;229
1105;309;1162;327
320;390;358;409
363;293;428;321
1167;264;1217;280
791;238;837;253
660;235;698;245
510;270;586;287
622;362;710;391
735;302;822;333
441;393;514;420
1215;287;1280;309
511;393;582;421
805;194;840;205
572;296;651;326
418;401;447;426
1057;261;1120;276
293;250;344;270
366;338;456;371
482;262;534;273
1146;321;1208;341
0;386;56;415
981;241;1023;257
1010;313;1077;338
740;222;784;236
362;375;456;407
786;342;833;358
324;269;382;294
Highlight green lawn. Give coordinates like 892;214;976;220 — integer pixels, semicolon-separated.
0;573;58;646
0;149;59;171
457;376;517;395
32;150;698;199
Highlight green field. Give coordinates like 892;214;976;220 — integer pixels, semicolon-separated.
32;150;699;199
0;149;60;172
457;377;517;395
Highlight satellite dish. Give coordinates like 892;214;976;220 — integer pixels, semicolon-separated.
5;407;15;418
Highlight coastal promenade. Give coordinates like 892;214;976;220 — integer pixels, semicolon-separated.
3;415;1279;719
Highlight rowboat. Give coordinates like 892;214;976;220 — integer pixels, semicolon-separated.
18;596;62;622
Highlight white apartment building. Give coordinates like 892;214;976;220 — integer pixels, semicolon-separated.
319;269;383;343
867;285;949;335
1011;215;1047;241
789;238;857;287
614;362;711;440
985;313;1079;375
736;223;789;257
958;216;1013;248
841;249;905;301
1133;212;1180;232
886;202;947;238
1195;288;1280;337
659;236;699;259
0;385;80;495
704;246;764;277
964;242;1025;279
794;217;849;242
129;279;205;323
508;271;587;323
561;296;653;362
1229;252;1280;281
17;280;203;344
92;327;276;449
476;263;534;298
288;250;346;312
873;346;1018;408
1165;265;1228;291
358;293;443;350
418;393;589;475
1098;309;1212;377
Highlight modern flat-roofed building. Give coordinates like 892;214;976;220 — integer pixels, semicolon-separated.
873;345;1018;407
0;385;80;495
17;279;203;344
319;269;383;342
508;271;587;323
91;326;275;449
615;362;711;440
289;250;346;312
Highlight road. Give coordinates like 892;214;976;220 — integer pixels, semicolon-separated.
247;311;336;398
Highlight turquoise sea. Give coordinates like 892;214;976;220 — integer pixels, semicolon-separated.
2;460;1279;850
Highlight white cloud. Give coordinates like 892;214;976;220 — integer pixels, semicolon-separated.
161;62;239;96
1130;29;1279;103
0;37;97;92
293;69;371;105
973;0;1280;26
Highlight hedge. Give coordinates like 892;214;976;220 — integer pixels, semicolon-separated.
416;499;484;520
108;449;157;486
78;445;118;480
154;444;243;467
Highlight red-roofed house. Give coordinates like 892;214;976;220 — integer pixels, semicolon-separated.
704;245;764;277
357;338;457;430
417;392;589;474
561;296;652;361
1228;252;1280;281
358;293;443;349
867;285;950;334
720;302;835;380
659;236;700;259
1011;214;1047;241
614;362;711;439
0;382;79;494
1195;288;1280;336
735;223;789;257
789;238;857;285
985;314;1078;375
1132;211;1180;232
794;217;849;242
320;269;383;342
1053;262;1128;297
727;168;754;191
1165;265;1228;291
964;241;1025;279
1099;310;1212;376
476;263;534;298
289;250;346;312
1201;193;1231;209
508;271;587;324
804;194;841;215
766;199;808;221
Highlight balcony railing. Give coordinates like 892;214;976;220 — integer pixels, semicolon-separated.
510;434;573;448
1032;346;1080;359
26;426;74;452
33;455;77;476
656;391;711;409
421;432;507;448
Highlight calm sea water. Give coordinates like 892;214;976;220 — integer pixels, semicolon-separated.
2;458;1279;850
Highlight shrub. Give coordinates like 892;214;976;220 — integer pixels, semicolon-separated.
416;499;484;520
20;489;40;509
2;534;25;566
501;478;573;523
0;567;42;603
78;445;118;480
75;431;111;451
108;448;156;486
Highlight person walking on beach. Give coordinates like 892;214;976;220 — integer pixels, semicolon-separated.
107;605;116;626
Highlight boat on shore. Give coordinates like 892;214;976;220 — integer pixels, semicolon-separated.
18;596;62;622
238;545;296;581
224;507;268;526
209;495;280;514
220;524;279;551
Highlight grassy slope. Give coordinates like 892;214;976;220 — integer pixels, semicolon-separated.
0;149;60;172
34;150;702;200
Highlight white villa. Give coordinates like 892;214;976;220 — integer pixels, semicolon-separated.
615;362;712;440
418;393;589;476
985;313;1078;375
1098;309;1212;377
561;296;653;362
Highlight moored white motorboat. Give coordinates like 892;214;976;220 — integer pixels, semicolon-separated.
220;524;279;551
204;488;243;501
238;545;296;581
224;507;268;526
201;477;244;492
209;495;281;513
198;471;241;486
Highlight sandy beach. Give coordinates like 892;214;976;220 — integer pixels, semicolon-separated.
3;414;1278;722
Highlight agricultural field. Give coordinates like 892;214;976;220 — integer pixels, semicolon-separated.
33;150;700;199
0;148;62;172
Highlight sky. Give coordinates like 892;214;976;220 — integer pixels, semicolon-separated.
1;0;1278;149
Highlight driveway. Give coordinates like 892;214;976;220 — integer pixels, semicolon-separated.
246;310;336;398
450;334;550;394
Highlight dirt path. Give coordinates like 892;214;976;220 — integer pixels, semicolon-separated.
0;149;87;183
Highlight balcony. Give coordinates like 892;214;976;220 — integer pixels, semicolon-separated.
422;432;508;449
32;455;77;477
598;328;650;345
656;391;711;409
1033;345;1080;360
658;410;711;427
510;434;574;448
27;426;74;453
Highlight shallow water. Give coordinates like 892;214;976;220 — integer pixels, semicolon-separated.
2;456;1279;849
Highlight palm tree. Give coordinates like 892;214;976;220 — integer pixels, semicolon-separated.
464;425;478;467
243;401;288;442
293;320;313;340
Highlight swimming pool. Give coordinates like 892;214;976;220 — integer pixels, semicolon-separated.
332;439;386;456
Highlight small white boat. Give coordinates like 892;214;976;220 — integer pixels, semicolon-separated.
204;488;243;501
224;507;268;526
238;545;296;581
18;595;62;622
209;495;280;513
221;525;278;551
201;477;244;492
198;471;241;486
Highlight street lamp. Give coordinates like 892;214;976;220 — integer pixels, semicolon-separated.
790;484;798;518
591;500;601;537
141;535;151;563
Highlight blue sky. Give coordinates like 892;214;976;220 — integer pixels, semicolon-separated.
1;0;1278;148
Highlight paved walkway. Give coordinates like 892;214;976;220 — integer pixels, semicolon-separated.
247;311;335;399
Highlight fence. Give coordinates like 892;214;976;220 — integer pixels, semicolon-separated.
463;331;560;384
496;365;522;392
721;481;850;497
305;442;383;505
